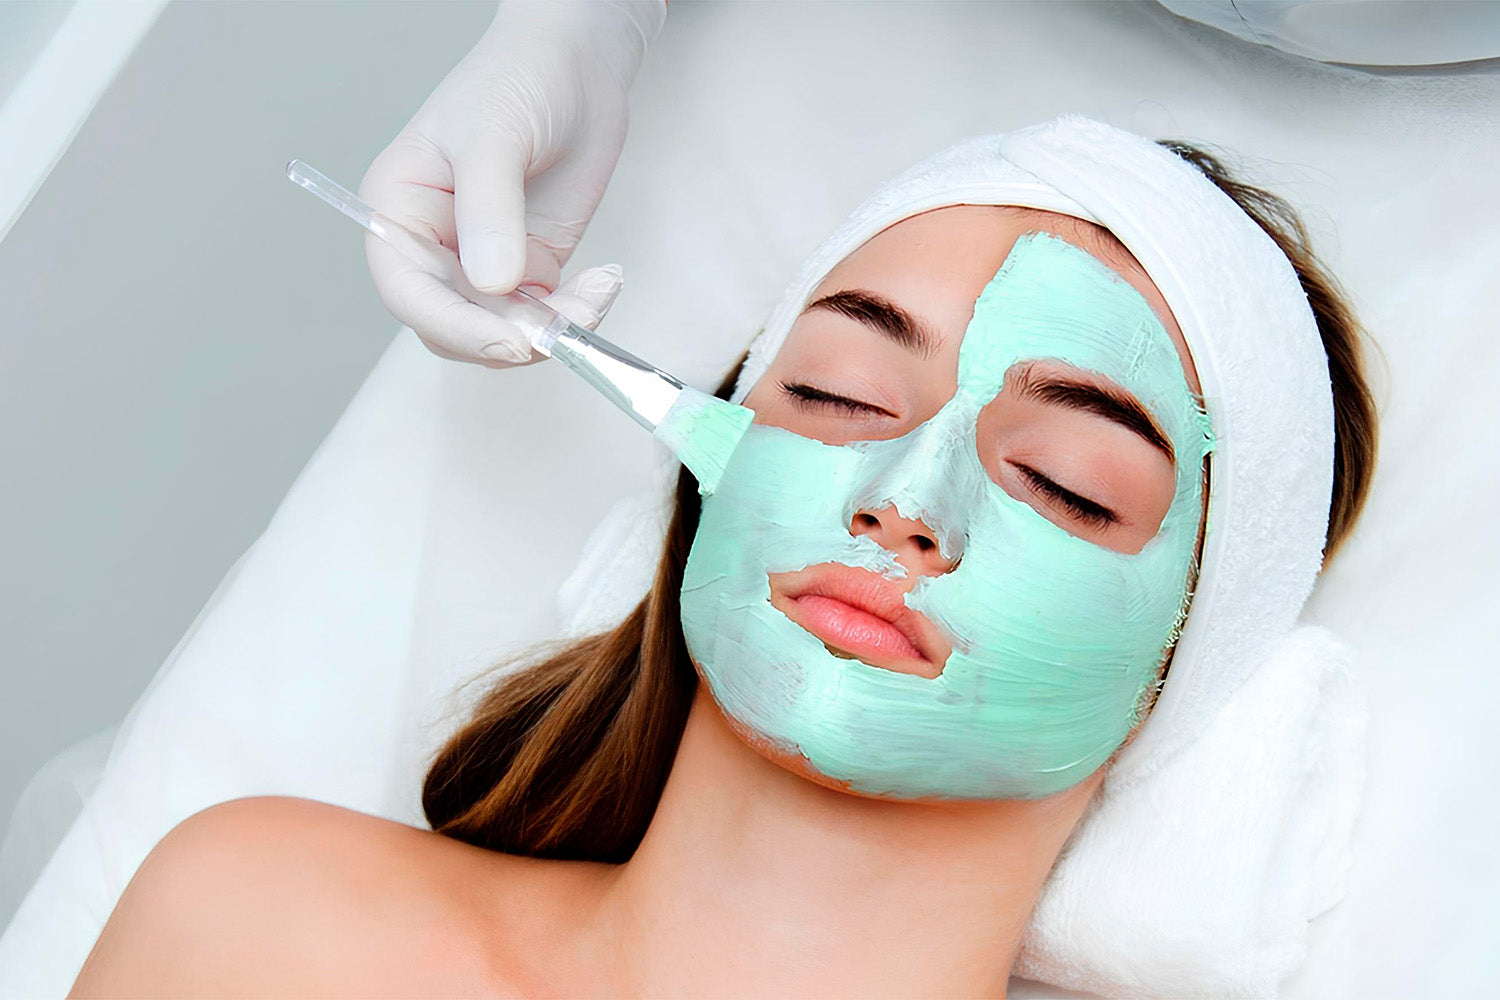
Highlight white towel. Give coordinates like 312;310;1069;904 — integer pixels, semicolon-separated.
555;114;1368;998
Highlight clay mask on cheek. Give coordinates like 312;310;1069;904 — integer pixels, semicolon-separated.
680;231;1215;800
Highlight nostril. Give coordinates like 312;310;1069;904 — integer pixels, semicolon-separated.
914;536;936;552
853;512;880;530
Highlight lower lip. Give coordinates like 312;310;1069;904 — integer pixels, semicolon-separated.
790;595;926;664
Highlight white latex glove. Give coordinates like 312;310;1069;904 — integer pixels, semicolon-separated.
360;0;668;367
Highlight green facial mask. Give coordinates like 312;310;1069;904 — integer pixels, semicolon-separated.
680;231;1214;800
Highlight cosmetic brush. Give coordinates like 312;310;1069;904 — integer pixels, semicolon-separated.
285;158;753;495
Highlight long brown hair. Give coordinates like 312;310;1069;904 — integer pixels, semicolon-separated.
422;141;1381;862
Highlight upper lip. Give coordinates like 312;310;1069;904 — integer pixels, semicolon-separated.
769;562;952;672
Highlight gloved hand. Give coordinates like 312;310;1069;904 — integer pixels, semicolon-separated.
360;0;668;366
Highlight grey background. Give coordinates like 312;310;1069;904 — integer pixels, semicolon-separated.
0;1;498;846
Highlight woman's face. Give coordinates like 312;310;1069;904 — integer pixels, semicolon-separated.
744;205;1202;562
680;203;1212;800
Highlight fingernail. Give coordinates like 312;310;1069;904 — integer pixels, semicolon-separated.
583;264;624;297
463;246;515;295
598;283;625;316
480;341;532;364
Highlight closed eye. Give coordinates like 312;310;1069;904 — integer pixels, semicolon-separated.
1011;462;1119;528
777;380;896;418
779;383;1121;530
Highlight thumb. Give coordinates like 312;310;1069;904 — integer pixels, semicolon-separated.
452;141;528;294
543;264;625;332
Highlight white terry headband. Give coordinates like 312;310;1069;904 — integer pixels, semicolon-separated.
726;113;1336;790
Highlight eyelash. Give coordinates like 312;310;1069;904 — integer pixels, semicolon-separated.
1012;463;1119;528
777;380;886;416
778;380;1118;530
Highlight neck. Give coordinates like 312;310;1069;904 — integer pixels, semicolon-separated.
583;686;1101;997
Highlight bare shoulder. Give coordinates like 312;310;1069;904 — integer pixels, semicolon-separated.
69;795;520;997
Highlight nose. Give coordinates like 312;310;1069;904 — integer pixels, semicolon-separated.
849;504;957;578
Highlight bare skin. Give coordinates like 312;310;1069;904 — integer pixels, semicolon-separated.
70;205;1202;998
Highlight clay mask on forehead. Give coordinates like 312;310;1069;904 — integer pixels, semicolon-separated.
680;231;1215;800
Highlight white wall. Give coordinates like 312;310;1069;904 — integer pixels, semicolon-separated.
0;0;497;842
0;3;77;101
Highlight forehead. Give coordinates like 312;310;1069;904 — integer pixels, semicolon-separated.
806;205;1201;394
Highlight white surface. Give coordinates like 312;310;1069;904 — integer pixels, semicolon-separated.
0;723;115;934
0;2;76;104
2;1;1498;996
0;0;165;244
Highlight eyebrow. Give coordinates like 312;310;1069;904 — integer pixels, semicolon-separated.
802;288;1173;461
1011;363;1175;463
801;289;942;360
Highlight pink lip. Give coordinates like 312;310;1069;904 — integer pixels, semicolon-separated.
767;563;952;678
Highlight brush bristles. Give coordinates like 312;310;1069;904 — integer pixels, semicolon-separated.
652;387;755;496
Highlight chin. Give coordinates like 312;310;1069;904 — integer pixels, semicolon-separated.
691;664;982;807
